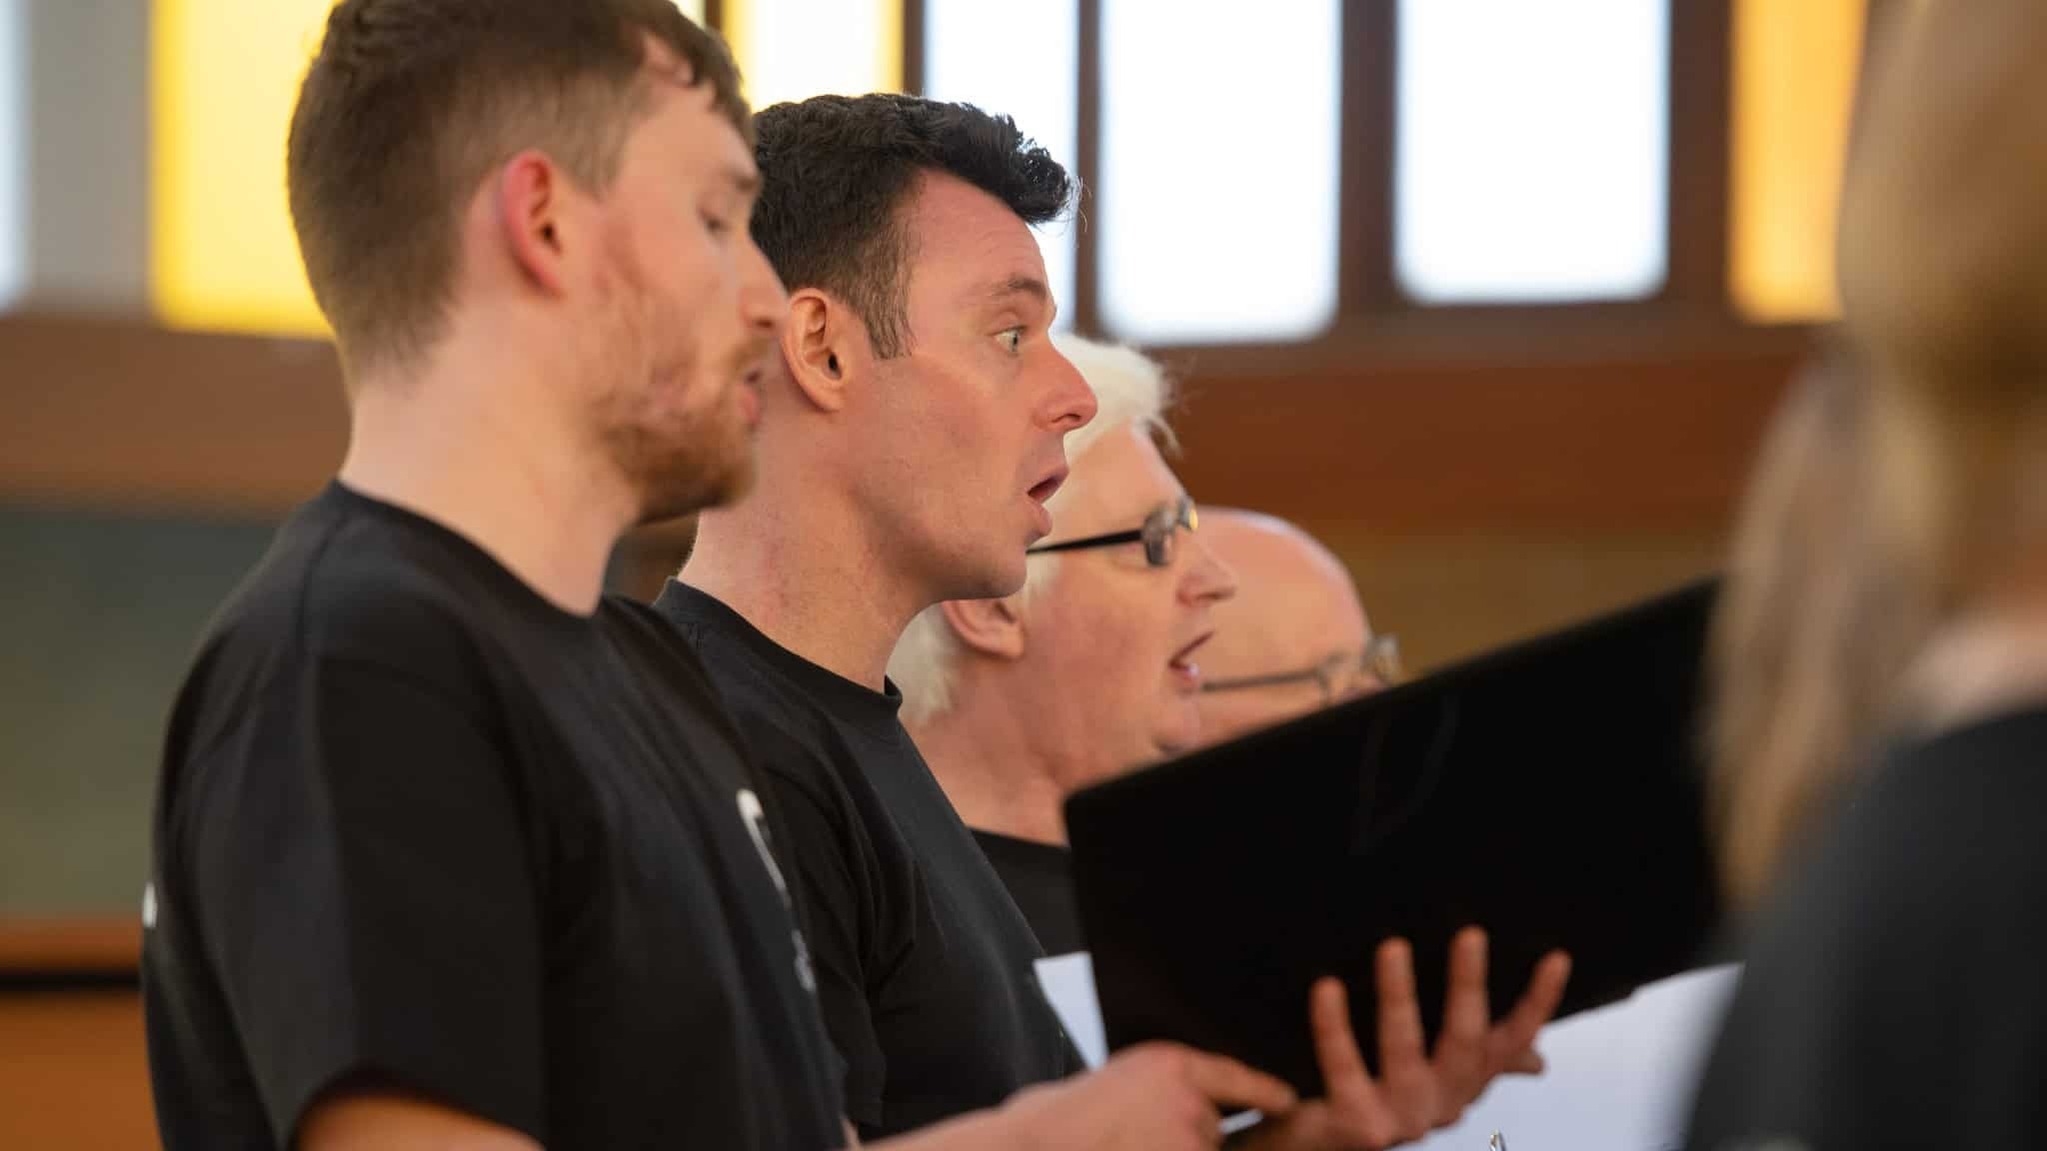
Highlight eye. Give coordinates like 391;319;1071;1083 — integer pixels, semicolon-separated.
996;327;1024;354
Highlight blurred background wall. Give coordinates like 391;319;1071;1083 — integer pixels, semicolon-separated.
0;0;1889;1143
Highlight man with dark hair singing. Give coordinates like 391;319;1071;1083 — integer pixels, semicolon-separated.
663;91;1566;1148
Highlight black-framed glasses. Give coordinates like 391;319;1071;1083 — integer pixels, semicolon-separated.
1025;496;1198;569
1199;634;1404;705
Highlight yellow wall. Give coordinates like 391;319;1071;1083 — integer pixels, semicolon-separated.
150;0;334;336
1729;0;1867;322
148;1;718;339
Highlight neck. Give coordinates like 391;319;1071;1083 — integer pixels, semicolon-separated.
1907;567;2047;732
910;693;1071;846
682;448;931;690
338;338;634;616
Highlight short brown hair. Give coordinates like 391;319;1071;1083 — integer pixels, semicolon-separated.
287;0;748;375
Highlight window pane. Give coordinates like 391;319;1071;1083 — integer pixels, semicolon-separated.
0;0;26;310
922;0;1078;331
1729;0;1865;322
721;0;901;111
1099;0;1340;344
1395;0;1669;304
151;0;333;336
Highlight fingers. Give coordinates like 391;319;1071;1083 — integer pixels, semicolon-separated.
1430;926;1492;1109
1307;976;1379;1107
1180;1048;1300;1116
1370;937;1441;1137
1486;949;1571;1075
1372;938;1428;1076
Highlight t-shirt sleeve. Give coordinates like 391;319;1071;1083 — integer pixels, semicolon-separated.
167;654;547;1146
752;759;890;1131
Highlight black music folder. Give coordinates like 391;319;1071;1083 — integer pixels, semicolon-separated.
1064;578;1723;1095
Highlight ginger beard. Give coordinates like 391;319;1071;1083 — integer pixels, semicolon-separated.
587;206;766;526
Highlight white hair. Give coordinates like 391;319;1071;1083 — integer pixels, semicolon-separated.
890;333;1178;723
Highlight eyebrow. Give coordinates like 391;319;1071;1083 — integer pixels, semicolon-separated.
988;275;1050;303
980;274;1057;323
722;165;761;196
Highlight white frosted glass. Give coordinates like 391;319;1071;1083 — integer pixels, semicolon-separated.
923;0;1079;330
0;0;25;310
1395;0;1669;303
1099;0;1341;344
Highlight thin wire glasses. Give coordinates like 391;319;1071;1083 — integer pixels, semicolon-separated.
1025;495;1199;568
1199;634;1405;705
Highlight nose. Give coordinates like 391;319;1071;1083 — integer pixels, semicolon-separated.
1180;529;1238;606
740;237;789;339
1037;345;1098;433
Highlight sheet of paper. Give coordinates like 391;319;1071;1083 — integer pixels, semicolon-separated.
1411;964;1741;1151
1039;953;1736;1146
1034;951;1109;1069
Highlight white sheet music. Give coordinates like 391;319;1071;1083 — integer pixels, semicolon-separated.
1034;953;1739;1150
1413;965;1740;1151
1033;951;1110;1070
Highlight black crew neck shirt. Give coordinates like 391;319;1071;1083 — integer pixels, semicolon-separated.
654;580;1082;1136
972;830;1086;958
142;483;845;1150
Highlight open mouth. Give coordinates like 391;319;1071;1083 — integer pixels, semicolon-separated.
1168;632;1215;679
1027;467;1068;506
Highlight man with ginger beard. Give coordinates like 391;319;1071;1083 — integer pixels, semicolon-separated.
139;4;845;1146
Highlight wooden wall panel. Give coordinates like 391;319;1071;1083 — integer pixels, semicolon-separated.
0;992;156;1150
0;314;1801;536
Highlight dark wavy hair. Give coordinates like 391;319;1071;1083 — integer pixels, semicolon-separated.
750;93;1073;358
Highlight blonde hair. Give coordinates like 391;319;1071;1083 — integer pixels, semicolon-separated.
1837;0;2047;612
890;334;1178;722
1716;0;2047;901
1708;352;1924;907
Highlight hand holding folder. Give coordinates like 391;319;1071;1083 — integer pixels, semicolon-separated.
1232;935;1568;1149
1066;580;1720;1099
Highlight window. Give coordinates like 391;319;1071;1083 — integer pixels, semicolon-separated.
720;0;900;110
0;0;26;310
1395;0;1669;304
1096;0;1341;344
921;0;1080;329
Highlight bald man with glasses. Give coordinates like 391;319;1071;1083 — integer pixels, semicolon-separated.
1194;508;1402;745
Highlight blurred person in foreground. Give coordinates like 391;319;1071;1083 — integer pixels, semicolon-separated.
893;337;1570;1139
1686;1;2047;1145
1194;509;1403;746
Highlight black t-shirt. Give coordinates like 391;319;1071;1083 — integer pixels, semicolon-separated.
973;830;1086;958
142;484;845;1150
1686;704;2047;1150
655;581;1083;1136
